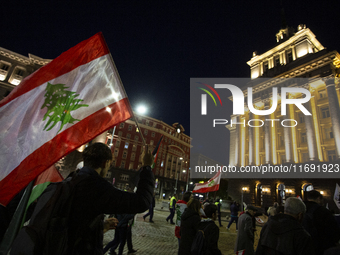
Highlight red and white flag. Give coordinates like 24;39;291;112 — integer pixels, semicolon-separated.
0;33;133;206
192;170;221;193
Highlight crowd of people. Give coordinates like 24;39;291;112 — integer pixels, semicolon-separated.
2;142;340;255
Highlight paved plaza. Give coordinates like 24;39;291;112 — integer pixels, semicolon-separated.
103;207;261;255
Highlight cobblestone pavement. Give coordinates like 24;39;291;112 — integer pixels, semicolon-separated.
103;208;261;255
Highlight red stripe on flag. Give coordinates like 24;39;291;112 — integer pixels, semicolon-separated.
192;184;220;194
0;32;109;108
0;98;132;206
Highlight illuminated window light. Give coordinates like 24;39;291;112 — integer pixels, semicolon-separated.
10;79;21;85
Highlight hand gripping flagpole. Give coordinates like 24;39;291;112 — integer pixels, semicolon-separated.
107;53;146;146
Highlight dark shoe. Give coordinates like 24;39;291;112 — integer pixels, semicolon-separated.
220;225;223;227
108;251;117;255
149;220;154;223
128;249;138;254
170;222;175;225
143;216;146;221
166;218;169;222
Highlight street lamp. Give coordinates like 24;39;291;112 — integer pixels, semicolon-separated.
136;105;147;114
241;187;248;211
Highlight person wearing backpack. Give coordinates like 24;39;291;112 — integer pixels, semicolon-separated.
178;198;202;255
302;190;340;255
194;203;222;255
11;143;154;255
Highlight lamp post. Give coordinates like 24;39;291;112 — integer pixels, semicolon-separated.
241;187;248;211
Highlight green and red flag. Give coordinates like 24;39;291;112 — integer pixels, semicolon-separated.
0;32;133;206
151;136;163;170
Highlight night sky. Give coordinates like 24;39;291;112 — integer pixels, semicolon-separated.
1;0;340;139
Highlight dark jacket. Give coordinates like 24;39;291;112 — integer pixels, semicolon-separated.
302;201;340;254
67;165;154;255
116;214;135;228
198;220;222;255
178;207;201;255
256;213;315;255
230;203;239;217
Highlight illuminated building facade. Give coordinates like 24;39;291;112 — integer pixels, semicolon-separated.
227;24;340;211
100;114;191;197
0;47;51;99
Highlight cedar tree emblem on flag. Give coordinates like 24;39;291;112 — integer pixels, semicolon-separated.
0;32;133;206
42;83;89;132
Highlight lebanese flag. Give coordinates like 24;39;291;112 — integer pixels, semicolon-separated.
192;170;221;193
0;32;133;206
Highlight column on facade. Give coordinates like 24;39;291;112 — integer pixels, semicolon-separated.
325;77;340;159
263;100;272;164
233;115;240;166
303;86;318;161
283;103;294;163
248;112;254;165
228;126;236;166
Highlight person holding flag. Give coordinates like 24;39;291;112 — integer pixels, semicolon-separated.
0;33;154;254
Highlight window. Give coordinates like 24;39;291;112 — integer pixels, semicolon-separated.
299;113;305;123
319;89;327;99
126;133;131;139
122;151;127;159
0;62;10;71
119;123;124;128
321;107;330;118
161;160;164;167
301;132;307;143
324;127;333;140
132;144;137;151
131;153;136;161
115;141;120;147
151;132;155;137
0;62;11;81
106;171;112;178
128;125;133;131
118;131;123;137
120;174;129;181
263;61;268;72
124;142;129;149
275;57;280;66
120;161;126;169
328;150;336;161
150;140;154;145
144;129;148;135
9;67;26;85
302;152;309;163
287;51;293;63
114;148;119;157
129;162;134;170
134;135;139;141
153;122;157;128
111;160;116;167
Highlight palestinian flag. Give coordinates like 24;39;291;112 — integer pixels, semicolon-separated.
0;32;133;206
151;135;163;170
192;170;221;193
22;164;63;224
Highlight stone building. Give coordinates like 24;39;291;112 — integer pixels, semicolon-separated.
227;24;340;212
0;47;51;99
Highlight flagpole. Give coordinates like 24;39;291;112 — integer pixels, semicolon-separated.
0;180;34;254
107;53;147;146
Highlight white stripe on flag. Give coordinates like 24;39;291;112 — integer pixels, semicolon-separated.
0;54;126;181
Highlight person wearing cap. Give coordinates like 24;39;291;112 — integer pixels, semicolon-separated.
256;197;314;255
234;204;258;255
